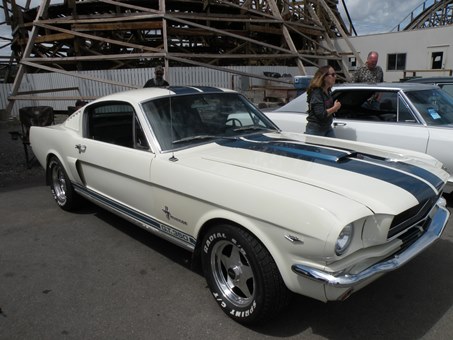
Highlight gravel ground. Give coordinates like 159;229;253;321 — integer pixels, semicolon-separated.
0;118;47;190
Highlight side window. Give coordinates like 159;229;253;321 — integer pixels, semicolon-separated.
86;102;148;149
335;91;415;123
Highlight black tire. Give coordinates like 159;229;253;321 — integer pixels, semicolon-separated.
47;156;80;211
201;224;290;324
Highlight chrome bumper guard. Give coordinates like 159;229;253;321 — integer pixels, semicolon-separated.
292;201;450;288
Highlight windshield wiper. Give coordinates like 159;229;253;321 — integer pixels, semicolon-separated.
233;125;274;132
172;135;237;144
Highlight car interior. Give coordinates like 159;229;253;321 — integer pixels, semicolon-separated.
86;102;148;149
333;90;416;123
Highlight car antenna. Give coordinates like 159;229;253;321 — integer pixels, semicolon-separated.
168;87;178;162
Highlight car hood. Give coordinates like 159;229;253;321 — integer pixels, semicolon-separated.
174;133;447;217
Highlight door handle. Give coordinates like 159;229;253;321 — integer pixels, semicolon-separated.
333;122;347;127
75;144;86;153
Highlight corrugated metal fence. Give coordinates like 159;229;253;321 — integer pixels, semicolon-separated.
1;66;309;117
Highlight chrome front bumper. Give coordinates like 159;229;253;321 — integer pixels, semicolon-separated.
292;201;450;288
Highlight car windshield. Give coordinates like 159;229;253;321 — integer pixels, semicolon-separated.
405;89;453;126
141;92;278;151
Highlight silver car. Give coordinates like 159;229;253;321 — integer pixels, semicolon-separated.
405;76;453;97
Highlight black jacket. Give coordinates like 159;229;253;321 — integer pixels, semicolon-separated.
144;78;169;87
306;88;334;128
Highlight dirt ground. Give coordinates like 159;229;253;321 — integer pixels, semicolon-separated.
0;118;47;190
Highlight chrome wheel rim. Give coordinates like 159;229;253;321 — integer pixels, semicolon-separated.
210;240;255;307
51;164;67;205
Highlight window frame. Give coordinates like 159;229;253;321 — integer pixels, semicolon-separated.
83;100;150;150
387;53;407;71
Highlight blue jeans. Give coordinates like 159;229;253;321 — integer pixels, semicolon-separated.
305;125;335;137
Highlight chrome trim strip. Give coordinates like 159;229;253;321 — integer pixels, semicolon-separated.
291;202;450;288
73;183;196;252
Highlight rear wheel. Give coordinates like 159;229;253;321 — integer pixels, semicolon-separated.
201;224;290;324
47;156;80;211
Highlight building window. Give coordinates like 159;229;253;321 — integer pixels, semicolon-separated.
387;53;406;71
349;57;356;68
431;52;443;69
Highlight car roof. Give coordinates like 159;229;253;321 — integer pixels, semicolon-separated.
333;82;440;91
91;86;236;105
404;76;453;84
274;82;440;112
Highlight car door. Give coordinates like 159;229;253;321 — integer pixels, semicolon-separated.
76;101;156;215
332;90;430;153
424;126;453;174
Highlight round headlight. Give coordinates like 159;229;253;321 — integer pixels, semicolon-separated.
335;224;354;256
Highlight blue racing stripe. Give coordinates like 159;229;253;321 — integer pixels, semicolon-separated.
193;86;225;93
217;136;441;203
168;86;223;94
168;86;201;95
246;134;445;192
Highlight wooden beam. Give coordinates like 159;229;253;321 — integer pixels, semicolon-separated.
6;0;51;115
9;95;98;100
73;21;163;31
34;22;162;53
34;32;74;43
23;50;336;64
37;12;164;25
318;0;363;67
166;14;297;56
19;60;140;89
17;86;80;95
267;0;306;74
98;0;162;14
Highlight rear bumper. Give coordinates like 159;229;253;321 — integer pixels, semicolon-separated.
292;199;450;289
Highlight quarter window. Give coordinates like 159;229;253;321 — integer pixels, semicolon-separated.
86;102;149;149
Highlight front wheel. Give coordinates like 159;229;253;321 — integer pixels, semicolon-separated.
201;224;290;324
47;156;80;211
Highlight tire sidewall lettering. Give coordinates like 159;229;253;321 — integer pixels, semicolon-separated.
212;291;257;319
203;232;227;254
203;228;260;321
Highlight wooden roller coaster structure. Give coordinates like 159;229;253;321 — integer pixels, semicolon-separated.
2;0;362;113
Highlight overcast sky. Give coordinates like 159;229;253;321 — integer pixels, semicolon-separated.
0;0;432;56
340;0;429;35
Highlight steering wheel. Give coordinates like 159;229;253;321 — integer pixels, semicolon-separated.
225;118;243;127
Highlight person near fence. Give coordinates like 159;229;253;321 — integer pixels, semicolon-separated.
75;99;87;109
144;65;169;87
305;65;341;137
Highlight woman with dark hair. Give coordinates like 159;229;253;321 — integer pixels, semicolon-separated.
305;65;341;137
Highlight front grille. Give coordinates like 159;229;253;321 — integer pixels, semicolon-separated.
387;194;439;240
394;217;432;256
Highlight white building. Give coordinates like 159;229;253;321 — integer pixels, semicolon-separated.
331;25;453;82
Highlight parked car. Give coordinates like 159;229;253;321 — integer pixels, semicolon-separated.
405;76;453;97
265;82;453;193
30;86;450;324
